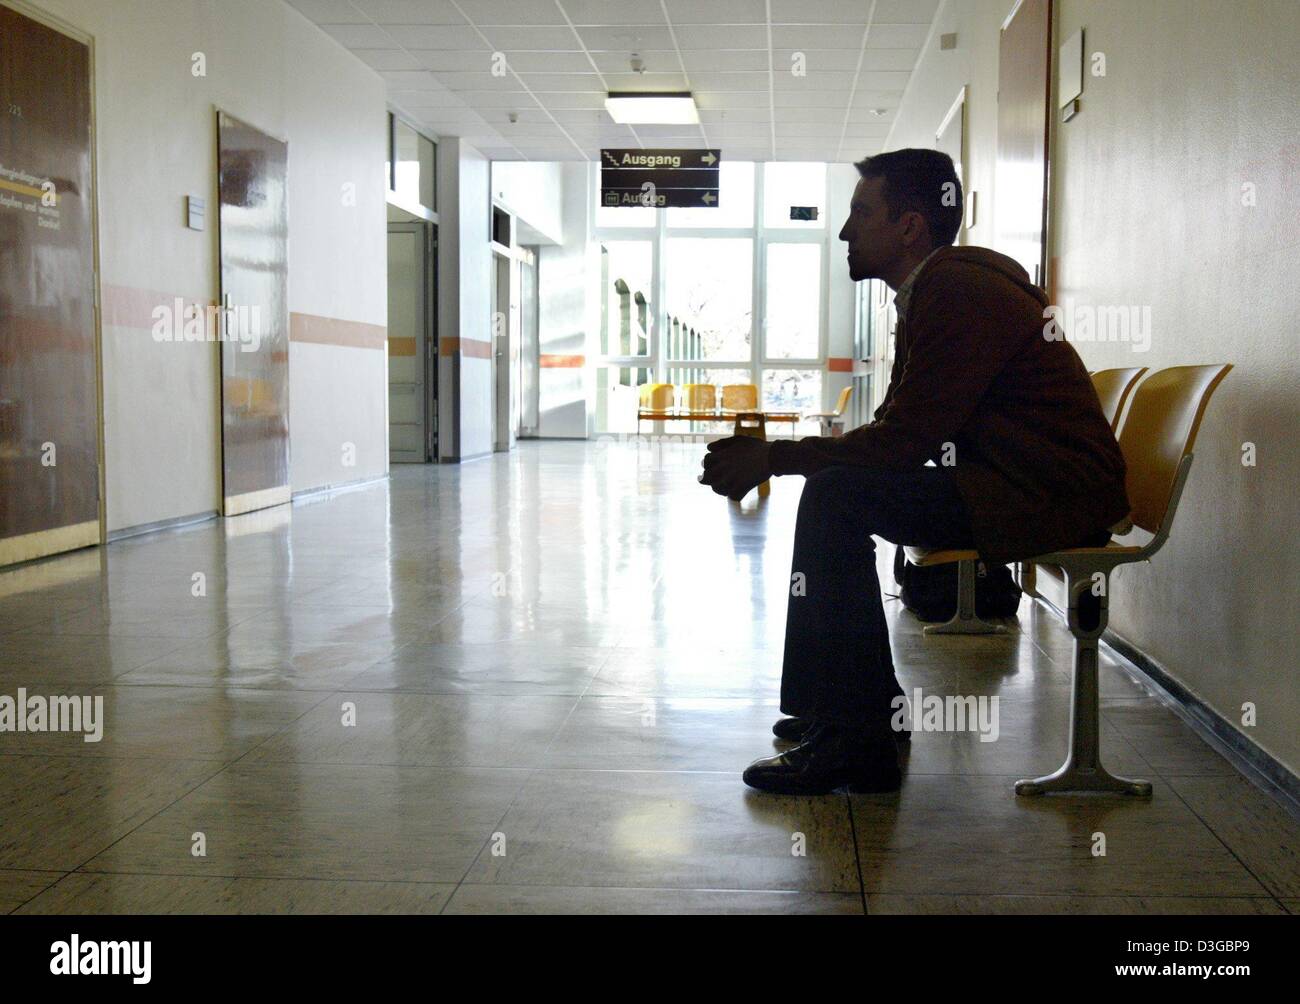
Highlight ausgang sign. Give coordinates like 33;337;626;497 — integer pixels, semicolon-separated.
600;148;721;208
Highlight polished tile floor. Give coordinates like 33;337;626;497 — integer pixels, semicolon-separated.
1;439;1297;915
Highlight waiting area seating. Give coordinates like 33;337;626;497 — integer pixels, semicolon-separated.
906;364;1233;797
635;382;850;440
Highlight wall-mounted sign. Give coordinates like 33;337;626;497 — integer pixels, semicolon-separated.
600;148;720;208
789;206;818;221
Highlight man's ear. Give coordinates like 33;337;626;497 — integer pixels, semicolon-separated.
900;210;928;248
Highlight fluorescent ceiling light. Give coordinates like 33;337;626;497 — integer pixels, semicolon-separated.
605;92;699;125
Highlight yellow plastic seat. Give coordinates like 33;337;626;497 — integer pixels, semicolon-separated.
682;383;717;413
720;384;758;412
913;364;1232;796
806;386;853;436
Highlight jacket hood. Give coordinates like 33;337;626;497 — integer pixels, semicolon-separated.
924;245;1049;308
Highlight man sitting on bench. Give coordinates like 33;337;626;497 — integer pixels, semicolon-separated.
698;149;1128;794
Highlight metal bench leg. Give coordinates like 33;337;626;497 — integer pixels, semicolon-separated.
1016;572;1152;797
924;559;1008;635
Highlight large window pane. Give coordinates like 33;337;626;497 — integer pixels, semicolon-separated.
597;193;656;228
764;162;826;229
665;238;753;361
762;368;822;436
600;241;652;356
666;161;754;228
764;243;820;359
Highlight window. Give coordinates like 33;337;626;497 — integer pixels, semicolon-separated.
393;117;435;211
600;241;652;356
666;162;754;229
764;162;826;229
763;368;822;435
596;365;652;434
763;243;821;360
664;238;753;362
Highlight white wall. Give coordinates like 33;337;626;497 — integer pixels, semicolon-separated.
536;162;596;439
437;137;494;460
888;0;1300;775
491;161;564;246
23;0;389;531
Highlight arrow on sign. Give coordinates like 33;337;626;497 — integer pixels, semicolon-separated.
701;191;716;204
700;152;717;166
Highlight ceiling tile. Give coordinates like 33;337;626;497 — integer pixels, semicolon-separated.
426;70;523;91
680;49;769;72
415;49;498;71
576;25;676;51
398;25;492;48
774;89;853;108
860;48;922;71
501;51;594;73
662;0;767;23
351;48;424;71
774;25;872;50
285;0;370;24
461;1;568;26
589;50;678;73
867;23;932;48
351;0;465;24
477;26;583;49
687;71;770;91
773;70;857;91
559;0;667;26
873;0;942;25
769;0;869;24
519;73;608;92
318;23;397;47
772;48;864;72
674;25;770;50
694;91;769;109
600;72;691;90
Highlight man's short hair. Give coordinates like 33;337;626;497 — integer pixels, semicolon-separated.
854;149;963;247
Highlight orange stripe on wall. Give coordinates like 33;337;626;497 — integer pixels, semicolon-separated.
388;336;417;357
102;286;386;350
102;285;214;333
539;353;585;368
828;357;854;372
290;312;386;350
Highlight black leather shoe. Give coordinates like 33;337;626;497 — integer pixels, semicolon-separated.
773;716;911;745
744;724;901;795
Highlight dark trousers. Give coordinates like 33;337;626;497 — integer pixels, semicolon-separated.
779;465;980;729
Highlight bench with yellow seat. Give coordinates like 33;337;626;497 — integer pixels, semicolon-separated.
910;367;1149;636
908;364;1232;796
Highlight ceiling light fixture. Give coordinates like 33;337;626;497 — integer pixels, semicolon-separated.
604;91;700;125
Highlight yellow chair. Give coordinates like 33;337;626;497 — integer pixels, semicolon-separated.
720;384;758;412
638;383;675;410
1091;366;1148;432
683;383;717;413
912;364;1232;796
1019;367;1150;598
806;386;853;437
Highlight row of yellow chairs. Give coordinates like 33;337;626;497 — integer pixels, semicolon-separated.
638;382;759;412
637;383;855;434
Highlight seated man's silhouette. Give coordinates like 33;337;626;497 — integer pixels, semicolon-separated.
699;149;1128;794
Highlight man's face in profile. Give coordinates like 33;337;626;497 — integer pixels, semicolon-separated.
839;176;905;283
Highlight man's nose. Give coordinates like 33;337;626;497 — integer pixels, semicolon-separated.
838;221;850;243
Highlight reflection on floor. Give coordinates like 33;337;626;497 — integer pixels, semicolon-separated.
1;440;1296;915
